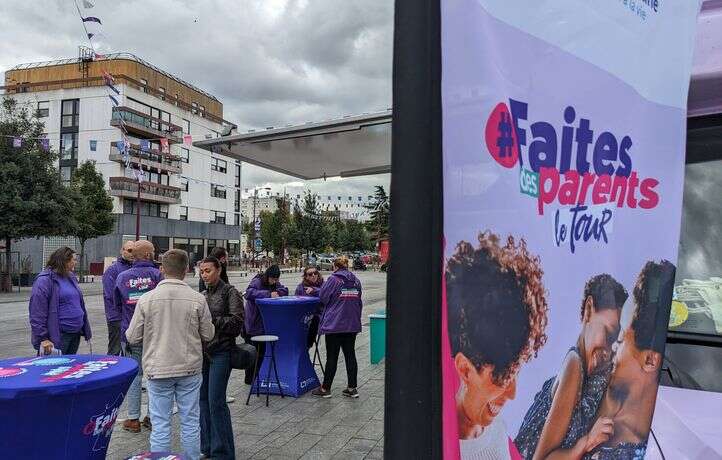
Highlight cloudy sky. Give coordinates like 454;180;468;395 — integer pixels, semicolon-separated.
0;0;392;199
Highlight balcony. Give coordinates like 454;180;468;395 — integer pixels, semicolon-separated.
109;143;182;174
111;106;183;143
109;177;182;204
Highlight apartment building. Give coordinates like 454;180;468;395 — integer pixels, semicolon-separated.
2;53;243;271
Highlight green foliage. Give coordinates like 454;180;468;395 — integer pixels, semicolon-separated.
0;97;77;285
365;185;389;241
289;191;328;256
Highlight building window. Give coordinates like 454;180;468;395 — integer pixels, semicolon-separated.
200;105;205;117
211;158;227;173
159;87;165;101
175;94;179;106
60;132;78;160
123;200;169;218
183;119;190;135
211;211;226;224
192;102;198;115
61;99;79;128
180;177;189;192
180;206;188;221
234;189;241;212
37;101;49;118
235;163;241;188
234;213;240;226
180;148;189;163
60;166;74;183
211;184;227;199
140;78;148;93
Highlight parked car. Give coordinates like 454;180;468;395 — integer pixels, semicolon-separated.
353;258;367;271
317;257;334;271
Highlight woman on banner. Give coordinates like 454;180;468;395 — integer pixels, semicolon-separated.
445;232;548;459
514;275;628;460
295;266;324;349
29;247;92;355
311;256;363;399
244;265;289;382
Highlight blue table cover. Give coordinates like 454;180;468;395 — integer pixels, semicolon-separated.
254;295;321;397
0;354;138;459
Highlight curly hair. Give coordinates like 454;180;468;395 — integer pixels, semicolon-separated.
446;231;549;386
579;274;628;321
631;260;676;354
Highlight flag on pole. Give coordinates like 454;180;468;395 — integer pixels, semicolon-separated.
89;140;97;152
102;71;115;85
109;94;119;106
82;0;94;8
134;169;145;183
94;52;106;60
40;138;50;152
82;16;101;24
183;135;192;146
140;140;150;151
160;138;169;153
117;140;126;154
106;83;120;95
13;137;22;148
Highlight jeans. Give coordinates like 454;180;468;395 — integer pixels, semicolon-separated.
60;332;81;355
322;333;358;390
107;321;121;355
147;374;202;460
200;350;234;459
125;342;144;420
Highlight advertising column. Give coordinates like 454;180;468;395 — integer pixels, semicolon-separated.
441;1;702;459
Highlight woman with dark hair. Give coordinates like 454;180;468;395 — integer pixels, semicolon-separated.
244;265;288;381
312;256;363;399
29;246;92;355
295;267;324;349
199;247;229;293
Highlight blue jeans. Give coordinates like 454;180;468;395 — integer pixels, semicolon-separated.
125;342;143;420
147;374;202;460
200;350;234;459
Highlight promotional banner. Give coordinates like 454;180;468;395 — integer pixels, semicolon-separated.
441;1;702;459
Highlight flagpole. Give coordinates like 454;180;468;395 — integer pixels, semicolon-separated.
135;180;141;241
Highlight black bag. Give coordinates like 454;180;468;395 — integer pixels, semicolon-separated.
230;342;257;370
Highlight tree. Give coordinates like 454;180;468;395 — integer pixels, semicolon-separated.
289;191;328;257
70;161;114;277
339;220;372;252
365;185;390;241
0;98;77;291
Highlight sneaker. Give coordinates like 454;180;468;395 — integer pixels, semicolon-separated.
141;416;152;430
122;419;141;433
311;387;332;398
342;388;359;399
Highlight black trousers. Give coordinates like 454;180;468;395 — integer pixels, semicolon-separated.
244;339;266;385
107;320;122;355
60;332;81;355
322;332;358;390
307;316;320;349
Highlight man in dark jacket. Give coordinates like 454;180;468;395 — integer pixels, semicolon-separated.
114;240;163;433
198;247;229;293
199;256;243;460
102;241;134;355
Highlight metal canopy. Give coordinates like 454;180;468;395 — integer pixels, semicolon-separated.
194;110;391;180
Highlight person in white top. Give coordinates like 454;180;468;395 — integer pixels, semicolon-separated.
446;232;550;459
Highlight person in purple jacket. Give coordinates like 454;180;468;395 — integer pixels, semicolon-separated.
29;247;92;355
295;266;324;349
244;265;288;383
114;240;163;433
312;256;363;399
102;241;134;355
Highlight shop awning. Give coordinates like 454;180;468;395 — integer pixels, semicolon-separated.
194;110;391;180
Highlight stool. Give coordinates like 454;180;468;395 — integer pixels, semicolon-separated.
246;335;284;407
312;334;325;375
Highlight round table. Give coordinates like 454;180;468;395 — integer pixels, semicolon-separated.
255;295;321;397
0;354;138;459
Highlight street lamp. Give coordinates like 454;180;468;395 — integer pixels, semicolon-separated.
250;186;272;267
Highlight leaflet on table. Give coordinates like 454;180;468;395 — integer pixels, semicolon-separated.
440;1;702;459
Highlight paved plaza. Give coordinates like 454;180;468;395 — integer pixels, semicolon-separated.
0;270;387;459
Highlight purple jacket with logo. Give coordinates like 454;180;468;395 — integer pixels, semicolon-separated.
318;269;363;335
114;260;163;342
29;269;92;350
102;256;132;323
244;274;289;337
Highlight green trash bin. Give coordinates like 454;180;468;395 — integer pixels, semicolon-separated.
369;310;387;364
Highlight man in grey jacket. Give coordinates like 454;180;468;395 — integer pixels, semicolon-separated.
126;249;214;460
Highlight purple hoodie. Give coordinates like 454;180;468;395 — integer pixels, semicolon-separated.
29;269;92;350
294;283;321;297
102;256;132;323
244;274;289;336
318;269;363;335
114;260;163;342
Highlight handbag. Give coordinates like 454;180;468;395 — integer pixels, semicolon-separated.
230;342;257;370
